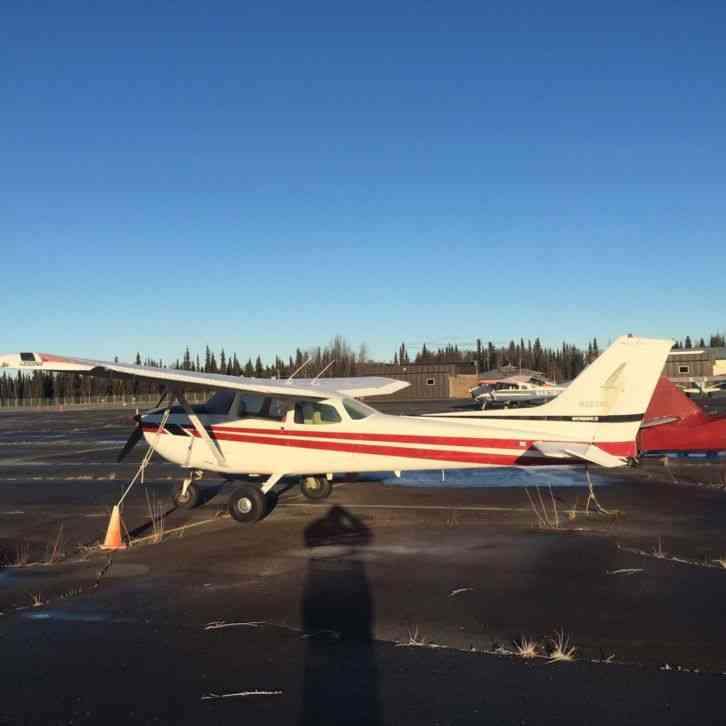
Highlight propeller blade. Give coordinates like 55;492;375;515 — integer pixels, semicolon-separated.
117;417;143;463
117;391;169;463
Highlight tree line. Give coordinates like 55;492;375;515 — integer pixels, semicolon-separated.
396;338;600;382
672;334;725;349
1;332;723;403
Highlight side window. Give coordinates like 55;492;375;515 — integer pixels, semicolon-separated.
294;401;341;425
237;396;289;420
238;394;265;417
295;402;313;424
268;398;289;420
318;403;342;423
678;365;690;374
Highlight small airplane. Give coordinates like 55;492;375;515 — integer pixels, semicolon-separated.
0;335;672;524
674;379;724;398
469;375;566;409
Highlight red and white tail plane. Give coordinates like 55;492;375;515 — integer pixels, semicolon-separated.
0;335;672;523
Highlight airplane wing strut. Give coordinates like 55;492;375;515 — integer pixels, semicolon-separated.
174;388;226;468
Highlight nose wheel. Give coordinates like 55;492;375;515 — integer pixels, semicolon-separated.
300;475;333;501
172;478;201;509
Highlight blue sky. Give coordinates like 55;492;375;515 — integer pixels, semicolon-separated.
3;1;724;364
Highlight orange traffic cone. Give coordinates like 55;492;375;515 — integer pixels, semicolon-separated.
101;505;127;550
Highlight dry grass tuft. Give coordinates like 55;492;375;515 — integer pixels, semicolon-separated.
548;629;576;662
61;586;83;600
398;626;427;647
30;592;44;607
525;485;560;529
514;636;540;659
47;523;65;564
14;542;31;566
144;489;166;544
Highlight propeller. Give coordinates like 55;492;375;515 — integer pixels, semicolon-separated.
117;412;143;463
117;391;169;463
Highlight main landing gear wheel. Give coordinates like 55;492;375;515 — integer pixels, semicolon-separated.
300;475;333;501
228;484;267;523
172;480;201;509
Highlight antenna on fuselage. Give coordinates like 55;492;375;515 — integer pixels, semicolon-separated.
311;359;335;383
287;356;312;383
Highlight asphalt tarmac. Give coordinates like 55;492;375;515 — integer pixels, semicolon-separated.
1;407;726;725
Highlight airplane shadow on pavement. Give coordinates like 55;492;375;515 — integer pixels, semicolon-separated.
300;505;381;726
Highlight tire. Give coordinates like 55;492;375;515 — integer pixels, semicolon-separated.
172;481;201;510
228;484;266;523
300;475;333;501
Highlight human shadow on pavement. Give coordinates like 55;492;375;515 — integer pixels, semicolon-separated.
300;505;381;726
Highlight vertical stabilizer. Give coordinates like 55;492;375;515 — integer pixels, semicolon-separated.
538;336;673;420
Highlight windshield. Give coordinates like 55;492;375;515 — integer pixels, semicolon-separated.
198;390;235;414
343;398;377;420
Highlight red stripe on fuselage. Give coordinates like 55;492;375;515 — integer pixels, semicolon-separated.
142;423;633;464
204;424;634;458
210;426;536;449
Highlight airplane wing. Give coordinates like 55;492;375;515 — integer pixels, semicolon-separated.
532;441;625;468
0;352;409;400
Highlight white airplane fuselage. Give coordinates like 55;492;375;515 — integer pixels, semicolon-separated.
141;397;635;477
0;336;673;523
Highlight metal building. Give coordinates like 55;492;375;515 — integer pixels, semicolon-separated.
356;362;477;400
665;347;726;380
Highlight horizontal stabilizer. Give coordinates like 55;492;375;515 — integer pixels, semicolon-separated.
533;441;625;468
639;415;680;430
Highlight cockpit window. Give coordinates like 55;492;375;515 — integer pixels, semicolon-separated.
204;390;236;414
342;399;375;420
237;394;265;417
268;398;289;420
237;395;289;420
294;401;342;425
